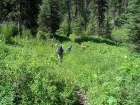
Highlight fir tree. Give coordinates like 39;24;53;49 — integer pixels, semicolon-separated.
38;0;61;35
126;0;140;49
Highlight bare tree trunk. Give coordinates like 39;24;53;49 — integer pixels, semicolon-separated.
66;0;71;37
111;7;115;28
97;0;101;35
17;0;21;35
84;0;87;31
75;0;78;16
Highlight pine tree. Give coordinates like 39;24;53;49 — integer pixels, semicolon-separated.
38;0;61;35
126;0;140;49
96;0;107;35
0;0;41;35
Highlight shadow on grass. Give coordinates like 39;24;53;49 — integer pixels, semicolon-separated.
51;35;71;43
74;36;118;46
6;40;24;47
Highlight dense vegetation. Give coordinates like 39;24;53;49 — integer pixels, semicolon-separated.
0;0;140;104
0;0;140;48
0;36;140;104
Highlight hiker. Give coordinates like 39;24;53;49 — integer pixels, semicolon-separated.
81;43;86;49
67;45;72;52
56;44;64;60
74;43;79;48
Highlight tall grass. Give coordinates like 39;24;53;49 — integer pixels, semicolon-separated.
0;36;140;104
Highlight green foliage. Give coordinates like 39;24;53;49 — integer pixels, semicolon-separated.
38;0;50;32
1;33;140;104
73;36;116;46
0;22;18;43
103;15;112;38
0;43;14;104
125;0;140;50
21;28;32;39
36;31;48;39
72;25;84;36
0;37;77;104
56;20;69;36
0;24;1;34
71;20;85;36
10;23;18;37
0;0;41;30
0;23;13;43
86;16;97;36
38;0;61;34
98;0;108;28
110;59;140;105
111;26;129;43
86;0;98;36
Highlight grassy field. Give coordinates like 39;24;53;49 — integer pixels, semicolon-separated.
0;36;140;105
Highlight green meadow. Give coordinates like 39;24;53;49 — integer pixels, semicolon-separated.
0;36;140;105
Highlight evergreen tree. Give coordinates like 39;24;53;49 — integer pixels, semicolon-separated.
17;0;41;30
0;0;3;23
86;0;97;35
96;0;107;35
66;0;71;37
0;0;41;35
0;0;16;23
38;0;61;35
126;0;140;49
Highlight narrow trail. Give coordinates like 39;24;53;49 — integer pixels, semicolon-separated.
76;89;88;105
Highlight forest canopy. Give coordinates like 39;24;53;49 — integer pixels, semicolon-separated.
0;0;140;50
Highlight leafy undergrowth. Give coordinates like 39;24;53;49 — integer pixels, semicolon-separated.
0;36;140;105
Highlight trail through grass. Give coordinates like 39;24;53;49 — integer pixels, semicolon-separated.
0;37;140;104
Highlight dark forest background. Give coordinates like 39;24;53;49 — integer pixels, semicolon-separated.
0;0;140;50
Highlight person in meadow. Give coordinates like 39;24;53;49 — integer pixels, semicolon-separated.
67;45;72;52
56;44;64;60
74;43;79;48
81;43;86;49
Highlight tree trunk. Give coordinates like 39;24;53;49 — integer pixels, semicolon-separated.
17;0;21;35
66;0;71;37
111;7;115;28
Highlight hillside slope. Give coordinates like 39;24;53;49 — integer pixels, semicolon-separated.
0;37;140;105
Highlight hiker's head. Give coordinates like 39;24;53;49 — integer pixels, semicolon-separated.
59;43;62;45
58;44;61;47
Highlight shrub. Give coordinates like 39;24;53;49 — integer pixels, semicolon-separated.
71;22;85;36
22;28;32;39
56;21;69;36
10;23;18;37
0;23;13;43
0;24;1;33
0;22;18;43
36;31;48;40
111;26;129;43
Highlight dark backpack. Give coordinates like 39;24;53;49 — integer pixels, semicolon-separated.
58;45;63;54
